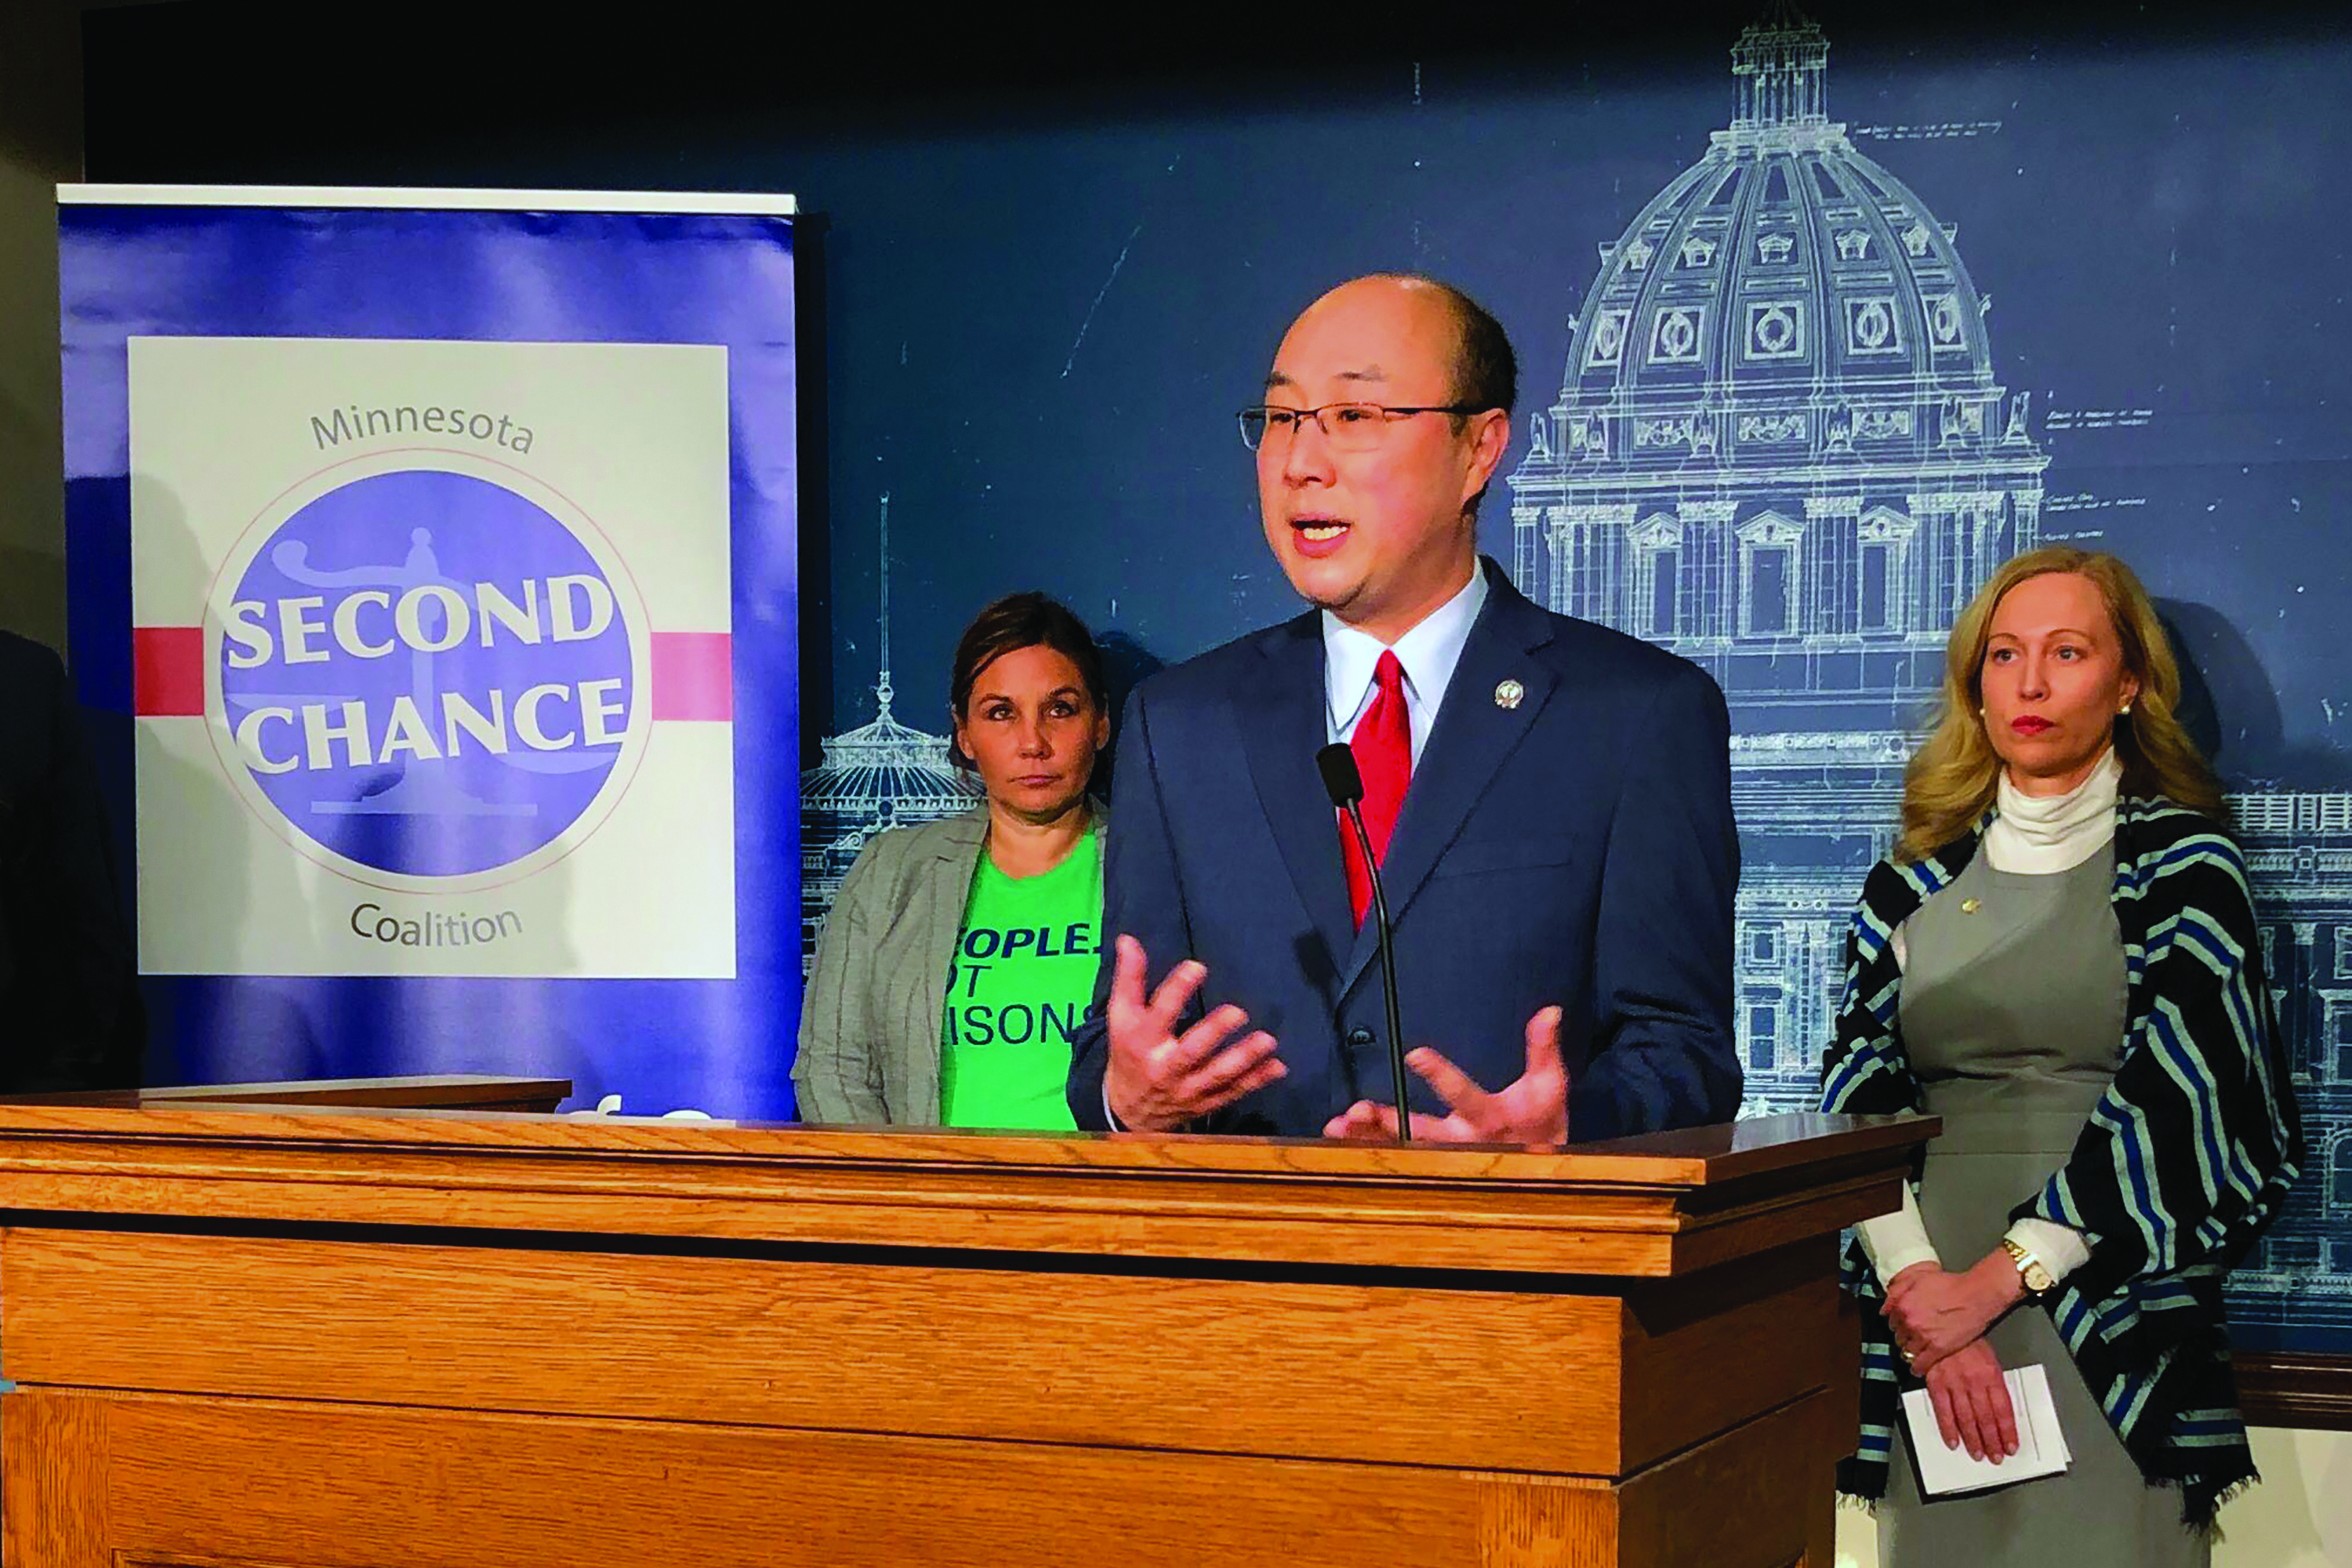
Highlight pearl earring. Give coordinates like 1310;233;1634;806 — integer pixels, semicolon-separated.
2119;702;2133;716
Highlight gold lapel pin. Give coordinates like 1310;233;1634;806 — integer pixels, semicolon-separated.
1961;898;1982;914
1494;678;1526;710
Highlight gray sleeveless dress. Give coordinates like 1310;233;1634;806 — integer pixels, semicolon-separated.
1878;847;2209;1567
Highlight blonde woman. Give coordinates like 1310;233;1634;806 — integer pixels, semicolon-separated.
1818;548;2300;1563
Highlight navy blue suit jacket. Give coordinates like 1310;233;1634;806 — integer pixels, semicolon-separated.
1067;561;1740;1141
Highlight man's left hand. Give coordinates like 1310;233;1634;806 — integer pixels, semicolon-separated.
1323;1005;1568;1147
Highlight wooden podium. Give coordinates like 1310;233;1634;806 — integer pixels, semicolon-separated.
0;1077;1932;1567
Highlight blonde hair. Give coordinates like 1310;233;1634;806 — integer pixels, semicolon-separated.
1897;546;2224;861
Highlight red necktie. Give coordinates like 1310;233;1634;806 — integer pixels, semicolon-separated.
1341;651;1411;928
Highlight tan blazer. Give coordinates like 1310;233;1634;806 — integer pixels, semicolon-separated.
793;804;1107;1126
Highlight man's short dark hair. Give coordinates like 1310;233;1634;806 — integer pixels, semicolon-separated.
1370;272;1518;418
946;592;1107;768
1440;282;1518;419
1367;274;1518;519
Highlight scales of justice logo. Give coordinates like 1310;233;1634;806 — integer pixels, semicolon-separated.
206;456;653;891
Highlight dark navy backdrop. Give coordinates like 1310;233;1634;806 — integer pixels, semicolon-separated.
77;5;2352;1351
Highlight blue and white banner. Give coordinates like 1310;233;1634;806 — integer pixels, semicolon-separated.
60;187;800;1116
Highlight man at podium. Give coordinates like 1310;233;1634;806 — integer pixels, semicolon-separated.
1068;274;1739;1143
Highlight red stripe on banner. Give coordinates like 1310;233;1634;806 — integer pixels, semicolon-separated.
651;631;734;720
133;626;205;717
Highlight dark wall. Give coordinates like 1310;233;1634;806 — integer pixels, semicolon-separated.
79;1;2352;1351
0;0;82;650
81;4;2351;770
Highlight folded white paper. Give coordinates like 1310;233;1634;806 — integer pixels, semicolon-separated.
1900;1363;2073;1496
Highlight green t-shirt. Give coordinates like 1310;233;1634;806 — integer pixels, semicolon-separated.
939;829;1101;1131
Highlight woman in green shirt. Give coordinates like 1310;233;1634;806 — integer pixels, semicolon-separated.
795;593;1109;1130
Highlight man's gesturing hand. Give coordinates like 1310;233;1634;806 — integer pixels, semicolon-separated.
1103;935;1285;1132
1322;1005;1570;1147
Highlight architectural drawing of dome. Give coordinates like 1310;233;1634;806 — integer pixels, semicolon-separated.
1509;3;2046;733
1504;4;2050;1114
776;9;2350;1329
798;496;979;969
798;677;978;967
800;679;972;822
1503;5;2350;1332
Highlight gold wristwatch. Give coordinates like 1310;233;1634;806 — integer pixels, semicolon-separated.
2001;1237;2056;1298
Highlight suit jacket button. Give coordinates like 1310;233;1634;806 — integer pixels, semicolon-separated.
1345;1026;1375;1048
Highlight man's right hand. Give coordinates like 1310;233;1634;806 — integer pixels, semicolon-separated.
1104;934;1285;1132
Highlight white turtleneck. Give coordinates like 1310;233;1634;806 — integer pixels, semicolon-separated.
1857;750;2120;1291
1984;746;2123;874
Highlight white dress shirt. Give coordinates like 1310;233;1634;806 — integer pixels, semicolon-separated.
1322;564;1489;754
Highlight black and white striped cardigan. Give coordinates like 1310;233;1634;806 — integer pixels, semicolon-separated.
1817;793;2303;1525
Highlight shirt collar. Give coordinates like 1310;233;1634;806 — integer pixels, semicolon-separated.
1321;561;1490;727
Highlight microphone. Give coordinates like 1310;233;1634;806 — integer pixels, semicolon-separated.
1316;742;1410;1145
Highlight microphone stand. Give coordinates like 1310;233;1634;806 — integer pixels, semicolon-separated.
1338;800;1411;1146
1318;742;1410;1146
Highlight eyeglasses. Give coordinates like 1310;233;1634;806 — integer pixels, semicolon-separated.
1236;401;1487;452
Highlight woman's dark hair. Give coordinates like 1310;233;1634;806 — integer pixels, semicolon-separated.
947;592;1108;768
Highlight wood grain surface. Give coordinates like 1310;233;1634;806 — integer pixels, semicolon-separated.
0;1385;110;1567
0;1227;1847;1478
2233;1350;2352;1432
0;1104;1933;1276
8;1387;1838;1568
0;1083;1930;1567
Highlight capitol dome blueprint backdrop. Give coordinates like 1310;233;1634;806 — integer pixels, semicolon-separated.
82;6;2352;1352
